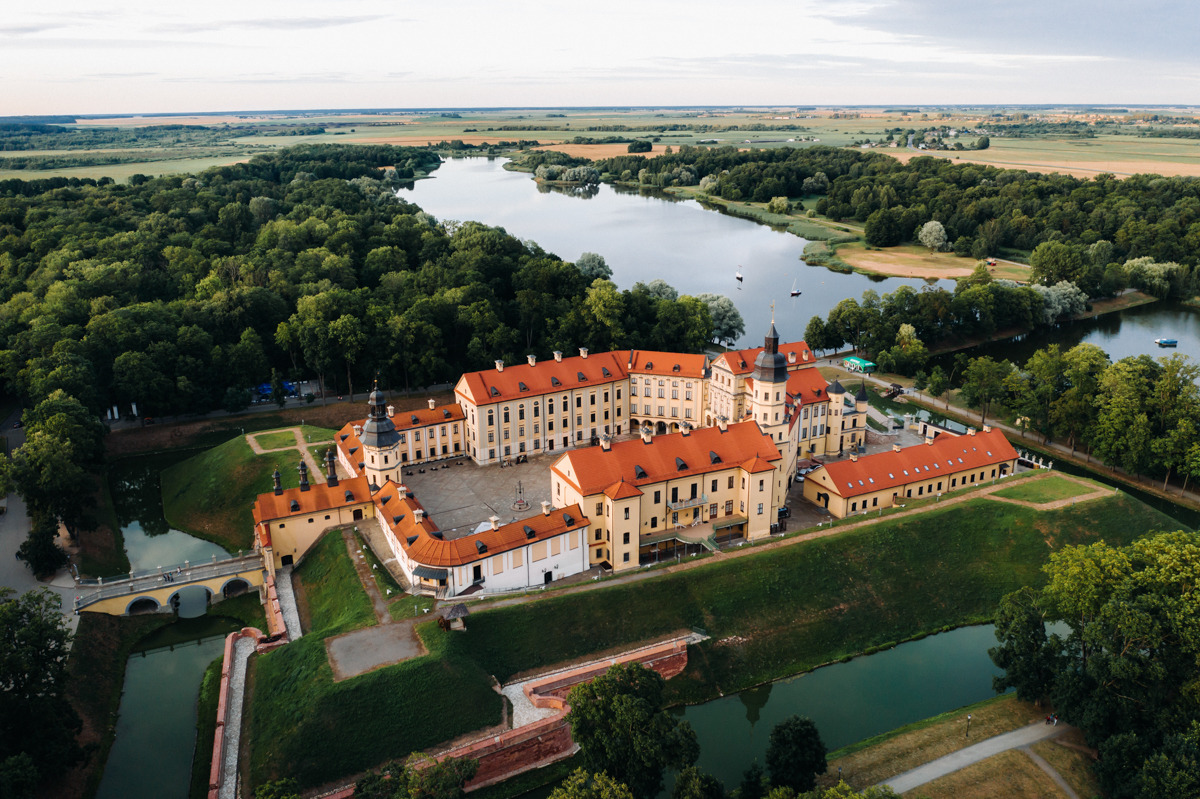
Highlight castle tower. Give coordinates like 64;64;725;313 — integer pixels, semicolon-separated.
826;379;846;454
360;381;400;490
750;318;789;446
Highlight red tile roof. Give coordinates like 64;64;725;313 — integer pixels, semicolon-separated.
552;421;781;496
714;341;813;376
816;429;1018;498
336;422;366;476
390;404;465;429
785;368;830;405
253;475;373;547
625;350;708;379
603;479;644;500
375;480;590;568
456;351;628;406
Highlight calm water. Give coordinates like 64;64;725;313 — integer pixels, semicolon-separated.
401;158;930;346
96;458;236;799
931;300;1200;371
95;634;227;799
668;625;1006;791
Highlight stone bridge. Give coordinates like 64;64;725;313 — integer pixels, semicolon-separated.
74;552;266;616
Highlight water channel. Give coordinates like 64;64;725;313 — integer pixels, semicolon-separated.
670;624;1008;792
96;457;235;799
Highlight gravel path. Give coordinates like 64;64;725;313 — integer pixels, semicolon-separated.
1022;744;1080;799
219;635;257;799
275;567;303;639
879;723;1067;794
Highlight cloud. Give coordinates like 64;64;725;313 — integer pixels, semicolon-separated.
153;15;391;34
0;24;66;35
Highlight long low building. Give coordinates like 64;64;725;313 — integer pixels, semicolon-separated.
801;427;1018;518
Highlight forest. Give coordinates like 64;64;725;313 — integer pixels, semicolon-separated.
0;144;725;421
594;144;1200;280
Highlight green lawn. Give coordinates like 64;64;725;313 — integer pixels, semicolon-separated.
243;482;1182;790
439;493;1182;703
246;529;500;788
253;429;301;450
992;476;1097;504
160;427;338;550
299;530;376;637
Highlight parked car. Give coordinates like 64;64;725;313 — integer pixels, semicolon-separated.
777;506;791;519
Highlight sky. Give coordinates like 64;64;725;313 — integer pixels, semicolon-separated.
3;0;1198;116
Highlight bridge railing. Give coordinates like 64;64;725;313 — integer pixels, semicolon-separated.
75;552;253;586
73;552;265;611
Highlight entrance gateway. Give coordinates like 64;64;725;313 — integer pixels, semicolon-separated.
544;570;553;585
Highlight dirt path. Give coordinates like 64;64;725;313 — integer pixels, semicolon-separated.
880;723;1069;794
983;474;1112;511
246;426;328;484
1021;744;1080;799
341;528;391;625
466;471;1065;613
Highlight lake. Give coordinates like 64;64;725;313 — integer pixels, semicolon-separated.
400;157;930;347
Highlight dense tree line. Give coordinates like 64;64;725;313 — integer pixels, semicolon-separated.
593;144;1200;278
800;269;1091;376
989;532;1200;798
955;346;1200;491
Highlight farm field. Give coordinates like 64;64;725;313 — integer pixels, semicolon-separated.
888;133;1200;178
834;241;1030;281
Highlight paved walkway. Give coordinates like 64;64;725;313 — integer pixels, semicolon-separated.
879;722;1068;794
275;566;303;639
1022;743;1080;799
460;470;1067;613
218;635;257;799
245;426;332;485
323;528;426;680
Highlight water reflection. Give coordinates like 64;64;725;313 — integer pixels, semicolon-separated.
738;683;772;728
403;157;929;346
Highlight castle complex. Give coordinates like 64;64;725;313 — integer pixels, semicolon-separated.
252;322;1018;597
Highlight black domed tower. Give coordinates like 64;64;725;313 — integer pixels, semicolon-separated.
751;319;788;444
360;381;400;489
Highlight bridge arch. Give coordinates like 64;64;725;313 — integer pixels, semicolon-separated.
168;586;213;614
126;596;161;616
220;577;252;599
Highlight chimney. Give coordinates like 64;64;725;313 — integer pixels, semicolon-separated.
495;359;504;372
325;449;339;487
968;428;976;436
353;424;363;437
803;350;810;361
579;347;588;359
788;351;796;364
600;433;612;451
428;398;436;411
927;438;934;445
298;460;310;492
717;415;729;433
527;354;537;367
680;422;692;436
541;501;551;516
640;425;653;444
628;349;634;368
489;515;500;531
553;351;563;363
414;508;425;522
272;468;283;496
892;444;902;453
982;425;991;433
849;452;858;462
387;404;395;417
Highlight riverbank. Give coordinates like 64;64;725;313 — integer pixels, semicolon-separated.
243;474;1175;792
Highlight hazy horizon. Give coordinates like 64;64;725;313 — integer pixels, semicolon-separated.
4;0;1198;116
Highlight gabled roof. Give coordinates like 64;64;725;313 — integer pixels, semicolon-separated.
377;485;590;568
603;479;644;500
455;351;627;406
713;340;813;376
253;475;373;547
813;429;1018;499
551;421;781;496
626;350;708;379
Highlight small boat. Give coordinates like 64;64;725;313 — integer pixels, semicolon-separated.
1155;338;1178;347
790;279;802;298
735;269;743;283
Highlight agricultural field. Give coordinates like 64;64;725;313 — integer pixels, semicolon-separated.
833;242;1030;281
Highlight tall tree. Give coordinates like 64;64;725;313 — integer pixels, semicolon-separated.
547;769;634;799
989;587;1057;703
765;716;827;792
958;356;1013;425
565;662;699;798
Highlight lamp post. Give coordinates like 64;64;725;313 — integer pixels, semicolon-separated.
966;713;972;737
